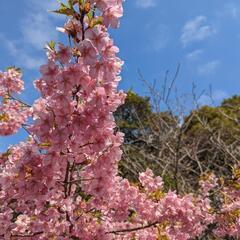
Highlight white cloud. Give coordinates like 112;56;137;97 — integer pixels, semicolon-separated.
143;23;170;52
181;16;215;46
213;90;229;101
224;3;240;19
21;0;61;50
21;12;58;50
198;60;220;76
0;34;44;70
0;1;64;70
16;53;44;70
25;0;59;11
136;0;157;8
228;5;239;19
186;49;203;61
151;25;169;51
198;90;228;106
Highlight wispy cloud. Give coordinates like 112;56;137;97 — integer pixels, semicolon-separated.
223;3;240;19
215;3;240;22
198;60;220;76
181;16;215;47
0;1;62;70
0;34;44;70
151;25;169;51
25;0;59;11
186;49;203;61
198;90;228;106
136;0;157;8
22;0;60;50
21;13;58;50
228;5;240;19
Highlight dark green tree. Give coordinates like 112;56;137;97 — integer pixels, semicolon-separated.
115;91;240;193
115;91;178;185
114;90;152;142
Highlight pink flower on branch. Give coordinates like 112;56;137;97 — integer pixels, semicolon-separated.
0;1;239;239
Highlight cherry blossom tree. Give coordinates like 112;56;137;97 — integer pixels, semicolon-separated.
0;1;239;239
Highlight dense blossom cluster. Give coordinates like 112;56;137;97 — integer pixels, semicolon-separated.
213;169;240;238
0;68;30;135
0;0;239;239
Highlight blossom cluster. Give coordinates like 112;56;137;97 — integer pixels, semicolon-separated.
0;1;239;239
0;68;30;135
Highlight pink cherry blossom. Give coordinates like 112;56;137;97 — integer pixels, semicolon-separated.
0;1;239;239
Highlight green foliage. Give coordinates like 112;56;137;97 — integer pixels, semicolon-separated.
185;95;240;144
162;174;176;192
114;90;152;142
116;91;240;192
115;91;178;184
46;41;56;50
6;66;22;74
89;16;103;28
52;1;76;16
52;1;102;28
68;0;79;8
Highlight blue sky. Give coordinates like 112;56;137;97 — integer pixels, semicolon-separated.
0;0;240;151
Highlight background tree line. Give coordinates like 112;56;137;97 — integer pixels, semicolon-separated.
115;90;240;193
